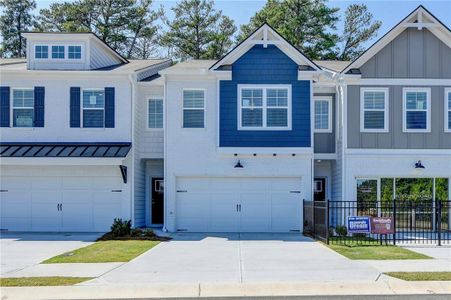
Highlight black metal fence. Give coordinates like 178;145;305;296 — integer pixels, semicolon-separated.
303;200;451;246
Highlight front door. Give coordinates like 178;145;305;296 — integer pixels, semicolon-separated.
151;178;164;224
314;178;326;201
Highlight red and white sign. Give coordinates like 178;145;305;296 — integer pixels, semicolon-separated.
371;217;394;234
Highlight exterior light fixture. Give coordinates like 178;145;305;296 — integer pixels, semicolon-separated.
234;160;244;168
273;153;277;157
415;160;425;169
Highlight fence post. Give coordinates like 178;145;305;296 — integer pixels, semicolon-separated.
437;200;442;246
393;199;397;246
326;200;330;245
312;200;316;237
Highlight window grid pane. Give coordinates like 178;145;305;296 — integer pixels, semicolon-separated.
183;90;204;128
241;88;263;107
83;90;104;128
363;90;385;130
267;108;288;127
35;45;48;59
13;109;34;127
183;90;204;108
405;91;428;130
68;46;81;59
52;45;65;59
148;99;163;129
314;100;329;130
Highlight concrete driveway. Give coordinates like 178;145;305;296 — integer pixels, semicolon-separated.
0;232;100;276
92;233;380;284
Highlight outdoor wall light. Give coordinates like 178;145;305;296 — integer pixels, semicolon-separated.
234;160;244;168
415;160;425;169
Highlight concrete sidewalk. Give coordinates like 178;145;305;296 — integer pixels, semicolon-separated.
2;280;451;299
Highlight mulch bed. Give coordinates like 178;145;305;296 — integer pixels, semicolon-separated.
96;232;172;242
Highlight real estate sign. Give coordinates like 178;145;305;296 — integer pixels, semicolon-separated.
371;217;394;234
347;216;371;233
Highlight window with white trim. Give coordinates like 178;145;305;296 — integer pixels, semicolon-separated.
239;85;291;130
360;88;389;132
51;45;65;59
314;96;332;132
403;88;430;132
82;90;104;128
148;98;163;129
183;89;204;128
35;45;48;59
12;89;34;127
445;88;451;132
68;45;82;59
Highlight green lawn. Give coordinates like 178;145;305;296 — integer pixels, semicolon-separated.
0;277;93;287
326;238;431;260
42;240;159;263
385;272;451;281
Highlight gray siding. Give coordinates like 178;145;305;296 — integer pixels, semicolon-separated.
90;40;122;69
360;28;451;78
314;93;336;153
347;85;451;149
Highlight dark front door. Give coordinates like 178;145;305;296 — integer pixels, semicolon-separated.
314;178;326;201
151;178;164;224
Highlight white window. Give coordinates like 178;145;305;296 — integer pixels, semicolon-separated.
82;89;104;128
403;88;431;132
183;89;205;128
51;45;65;59
148;98;163;129
314;96;332;132
35;45;48;59
12;89;34;127
238;85;291;130
68;45;82;59
360;88;389;132
445;88;451;132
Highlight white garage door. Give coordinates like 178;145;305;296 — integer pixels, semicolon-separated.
0;168;123;232
176;177;302;232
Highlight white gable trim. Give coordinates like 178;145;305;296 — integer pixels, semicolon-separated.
210;24;320;71
342;6;451;74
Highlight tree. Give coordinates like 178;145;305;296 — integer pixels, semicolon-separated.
0;0;36;58
238;0;339;60
161;0;236;60
337;4;381;61
36;0;161;59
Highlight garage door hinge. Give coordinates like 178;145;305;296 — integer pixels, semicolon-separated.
177;190;188;193
177;229;188;232
111;190;122;193
290;191;301;193
0;190;8;192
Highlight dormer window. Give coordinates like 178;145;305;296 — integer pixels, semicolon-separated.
68;46;81;59
35;45;48;59
51;46;65;59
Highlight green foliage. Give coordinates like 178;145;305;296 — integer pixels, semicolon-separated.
335;225;347;237
110;218;132;237
161;0;236;60
0;0;36;58
35;0;162;59
237;0;339;60
337;4;381;60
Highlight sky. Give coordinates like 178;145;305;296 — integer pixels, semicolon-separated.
12;0;451;51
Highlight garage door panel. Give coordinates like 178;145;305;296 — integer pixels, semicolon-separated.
91;177;122;190
31;177;61;189
1;192;31;218
240;193;271;232
62;177;94;190
1;177;30;189
209;193;239;232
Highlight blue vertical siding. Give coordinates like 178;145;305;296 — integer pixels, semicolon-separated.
219;45;311;147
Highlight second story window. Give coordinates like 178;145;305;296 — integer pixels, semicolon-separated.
52;45;65;59
12;89;34;127
183;89;205;128
314;96;332;133
360;88;389;132
238;85;291;130
35;45;48;59
82;90;104;128
403;88;430;132
68;46;81;59
148;98;163;129
445;88;451;132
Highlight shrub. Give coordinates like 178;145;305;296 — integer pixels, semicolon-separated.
328;227;335;237
110;218;131;237
130;228;142;237
352;233;367;238
335;225;348;237
143;228;156;238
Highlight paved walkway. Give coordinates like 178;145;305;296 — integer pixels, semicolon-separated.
86;233;380;285
0;232;100;276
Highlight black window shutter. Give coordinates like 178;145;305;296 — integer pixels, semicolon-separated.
104;87;115;128
0;86;10;127
70;87;81;127
34;87;45;127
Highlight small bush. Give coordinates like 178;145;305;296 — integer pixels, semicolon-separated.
110;218;131;237
335;225;348;237
328;227;335;237
130;228;142;237
143;228;156;238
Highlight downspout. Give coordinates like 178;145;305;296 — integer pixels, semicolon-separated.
162;74;168;232
128;73;137;227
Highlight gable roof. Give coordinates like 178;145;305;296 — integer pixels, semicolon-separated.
343;5;451;74
210;23;321;71
22;32;129;64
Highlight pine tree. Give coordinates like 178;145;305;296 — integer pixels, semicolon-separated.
0;0;36;58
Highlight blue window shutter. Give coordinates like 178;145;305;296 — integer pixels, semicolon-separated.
104;87;115;128
0;86;10;127
34;87;45;127
70;87;81;127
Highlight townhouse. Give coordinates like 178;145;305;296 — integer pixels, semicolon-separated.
0;5;450;233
